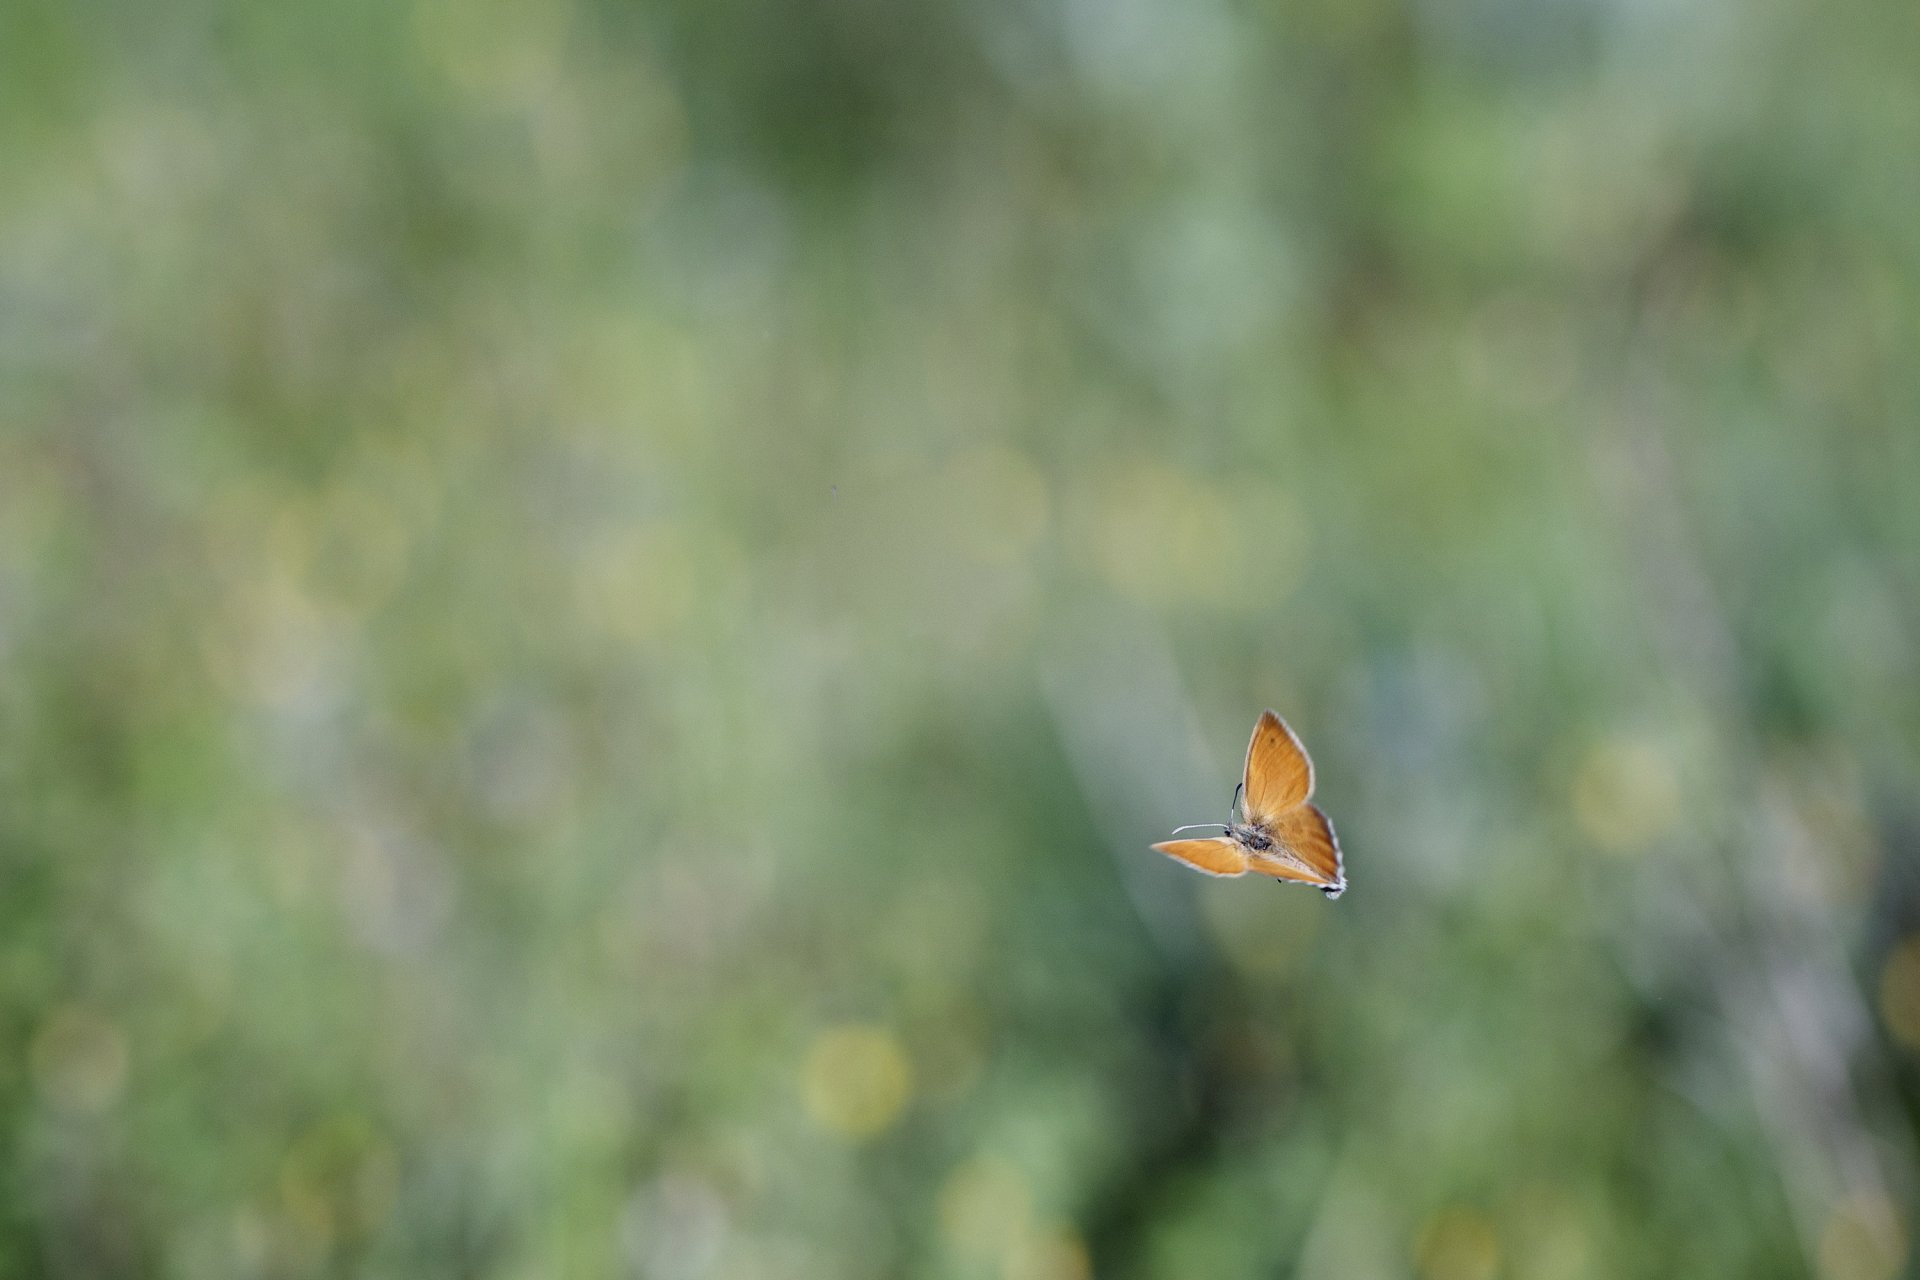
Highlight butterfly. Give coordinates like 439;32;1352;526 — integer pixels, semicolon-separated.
1153;710;1346;899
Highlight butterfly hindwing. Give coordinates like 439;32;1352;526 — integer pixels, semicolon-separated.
1261;803;1344;896
1245;850;1339;891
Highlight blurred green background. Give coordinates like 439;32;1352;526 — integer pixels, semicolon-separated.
4;0;1919;1275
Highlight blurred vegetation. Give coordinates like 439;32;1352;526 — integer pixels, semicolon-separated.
3;0;1919;1276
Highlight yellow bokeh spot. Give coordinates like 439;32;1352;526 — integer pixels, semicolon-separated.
1082;461;1230;606
1415;1207;1500;1280
1505;1183;1592;1280
1879;937;1920;1052
278;1113;396;1249
801;1024;913;1141
939;1156;1032;1261
1006;1225;1093;1280
1820;1193;1906;1280
1571;733;1682;855
278;1164;336;1260
30;1005;129;1115
574;521;705;647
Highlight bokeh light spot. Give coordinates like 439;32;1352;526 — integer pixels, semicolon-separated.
278;1162;336;1262
939;1156;1032;1262
1879;936;1920;1053
1819;1193;1906;1280
1415;1206;1500;1280
575;521;704;647
801;1024;913;1141
1079;461;1238;607
1006;1224;1093;1280
1571;734;1682;855
277;1113;395;1252
1506;1183;1592;1280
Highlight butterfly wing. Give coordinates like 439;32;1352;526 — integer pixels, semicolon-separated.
1152;837;1251;878
1240;710;1315;825
1245;853;1341;892
1255;803;1345;898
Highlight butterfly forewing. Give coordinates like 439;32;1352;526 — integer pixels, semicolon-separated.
1152;837;1251;877
1240;710;1315;824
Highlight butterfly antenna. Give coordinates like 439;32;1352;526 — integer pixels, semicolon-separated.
1168;823;1231;836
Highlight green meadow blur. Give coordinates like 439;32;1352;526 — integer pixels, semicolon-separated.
4;0;1920;1276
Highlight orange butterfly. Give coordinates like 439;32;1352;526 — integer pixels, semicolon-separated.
1153;710;1346;899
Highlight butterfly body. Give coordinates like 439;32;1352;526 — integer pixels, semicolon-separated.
1153;710;1347;899
1226;822;1275;853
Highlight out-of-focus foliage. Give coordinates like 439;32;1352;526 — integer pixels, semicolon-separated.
3;0;1918;1275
